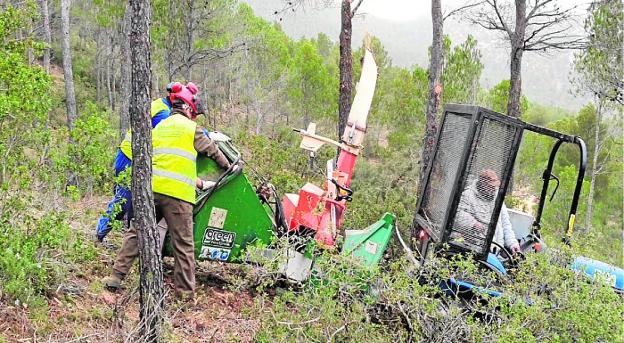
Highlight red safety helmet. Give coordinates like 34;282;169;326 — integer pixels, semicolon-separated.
168;83;199;114
167;82;198;95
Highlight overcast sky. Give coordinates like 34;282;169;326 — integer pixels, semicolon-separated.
350;0;587;22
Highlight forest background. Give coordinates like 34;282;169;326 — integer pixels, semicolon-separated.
0;0;622;341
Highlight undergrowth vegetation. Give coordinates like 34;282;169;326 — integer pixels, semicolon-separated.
243;244;623;342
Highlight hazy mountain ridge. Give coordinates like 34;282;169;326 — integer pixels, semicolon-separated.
245;0;589;111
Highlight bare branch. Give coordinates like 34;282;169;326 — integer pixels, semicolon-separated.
490;0;513;36
272;0;337;19
526;0;555;21
351;0;364;17
443;1;485;22
468;16;507;33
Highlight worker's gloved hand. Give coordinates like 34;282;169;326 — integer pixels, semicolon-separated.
200;179;216;191
510;242;521;255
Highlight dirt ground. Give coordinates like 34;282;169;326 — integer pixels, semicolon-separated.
0;195;264;343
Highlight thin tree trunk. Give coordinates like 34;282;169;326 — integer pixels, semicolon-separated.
129;0;164;340
585;98;603;231
184;0;195;82
338;0;353;141
418;0;443;194
61;0;78;186
40;0;51;73
119;4;131;139
107;54;114;110
96;31;102;103
61;2;77;131
111;60;116;111
507;0;527;118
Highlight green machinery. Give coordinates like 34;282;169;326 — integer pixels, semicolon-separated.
164;50;394;277
163;134;395;274
164;133;275;263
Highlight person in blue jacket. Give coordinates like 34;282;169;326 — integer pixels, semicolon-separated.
95;82;199;242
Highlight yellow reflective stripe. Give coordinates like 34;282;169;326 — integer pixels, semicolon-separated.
153;168;195;187
153;148;196;162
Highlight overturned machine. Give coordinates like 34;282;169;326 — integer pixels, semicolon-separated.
411;104;623;294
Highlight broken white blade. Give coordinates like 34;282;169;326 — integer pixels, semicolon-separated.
344;50;378;138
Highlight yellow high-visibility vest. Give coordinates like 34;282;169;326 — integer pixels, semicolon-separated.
152;114;198;203
120;98;171;158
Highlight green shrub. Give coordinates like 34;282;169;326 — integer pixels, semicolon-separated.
0;201;95;306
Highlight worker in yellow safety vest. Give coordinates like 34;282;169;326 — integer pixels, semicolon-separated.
95;82;199;243
102;83;233;297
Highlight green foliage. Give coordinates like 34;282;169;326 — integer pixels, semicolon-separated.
251;246;623;342
485;80;529;114
573;0;623;102
488;252;623;342
288;39;337;125
0;198;95;305
68;102;117;194
0;3;53;186
442;35;483;104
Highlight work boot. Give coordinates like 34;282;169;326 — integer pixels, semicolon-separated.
102;273;123;291
174;290;197;311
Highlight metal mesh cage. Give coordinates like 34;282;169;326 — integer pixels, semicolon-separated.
415;105;525;259
448;117;520;256
420;111;472;241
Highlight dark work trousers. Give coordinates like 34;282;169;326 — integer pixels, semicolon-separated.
111;193;196;294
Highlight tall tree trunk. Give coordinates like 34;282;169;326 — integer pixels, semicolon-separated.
338;0;353;141
96;30;102;103
585;98;603;231
61;0;78;186
106;45;114;110
418;0;443;194
129;0;164;340
119;4;131;139
507;0;527;118
61;5;77;132
184;0;195;82
111;59;117;111
39;0;51;73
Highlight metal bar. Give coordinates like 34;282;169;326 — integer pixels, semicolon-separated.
533;139;565;231
566;136;587;240
413;107;452;240
524;122;575;142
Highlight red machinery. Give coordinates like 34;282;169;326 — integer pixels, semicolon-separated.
281;50;378;248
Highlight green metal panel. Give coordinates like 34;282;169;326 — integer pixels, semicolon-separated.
164;155;275;262
342;213;395;267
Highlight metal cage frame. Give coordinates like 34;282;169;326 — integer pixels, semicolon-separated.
413;104;587;261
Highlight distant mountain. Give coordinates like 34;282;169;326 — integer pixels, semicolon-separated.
244;0;589;111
